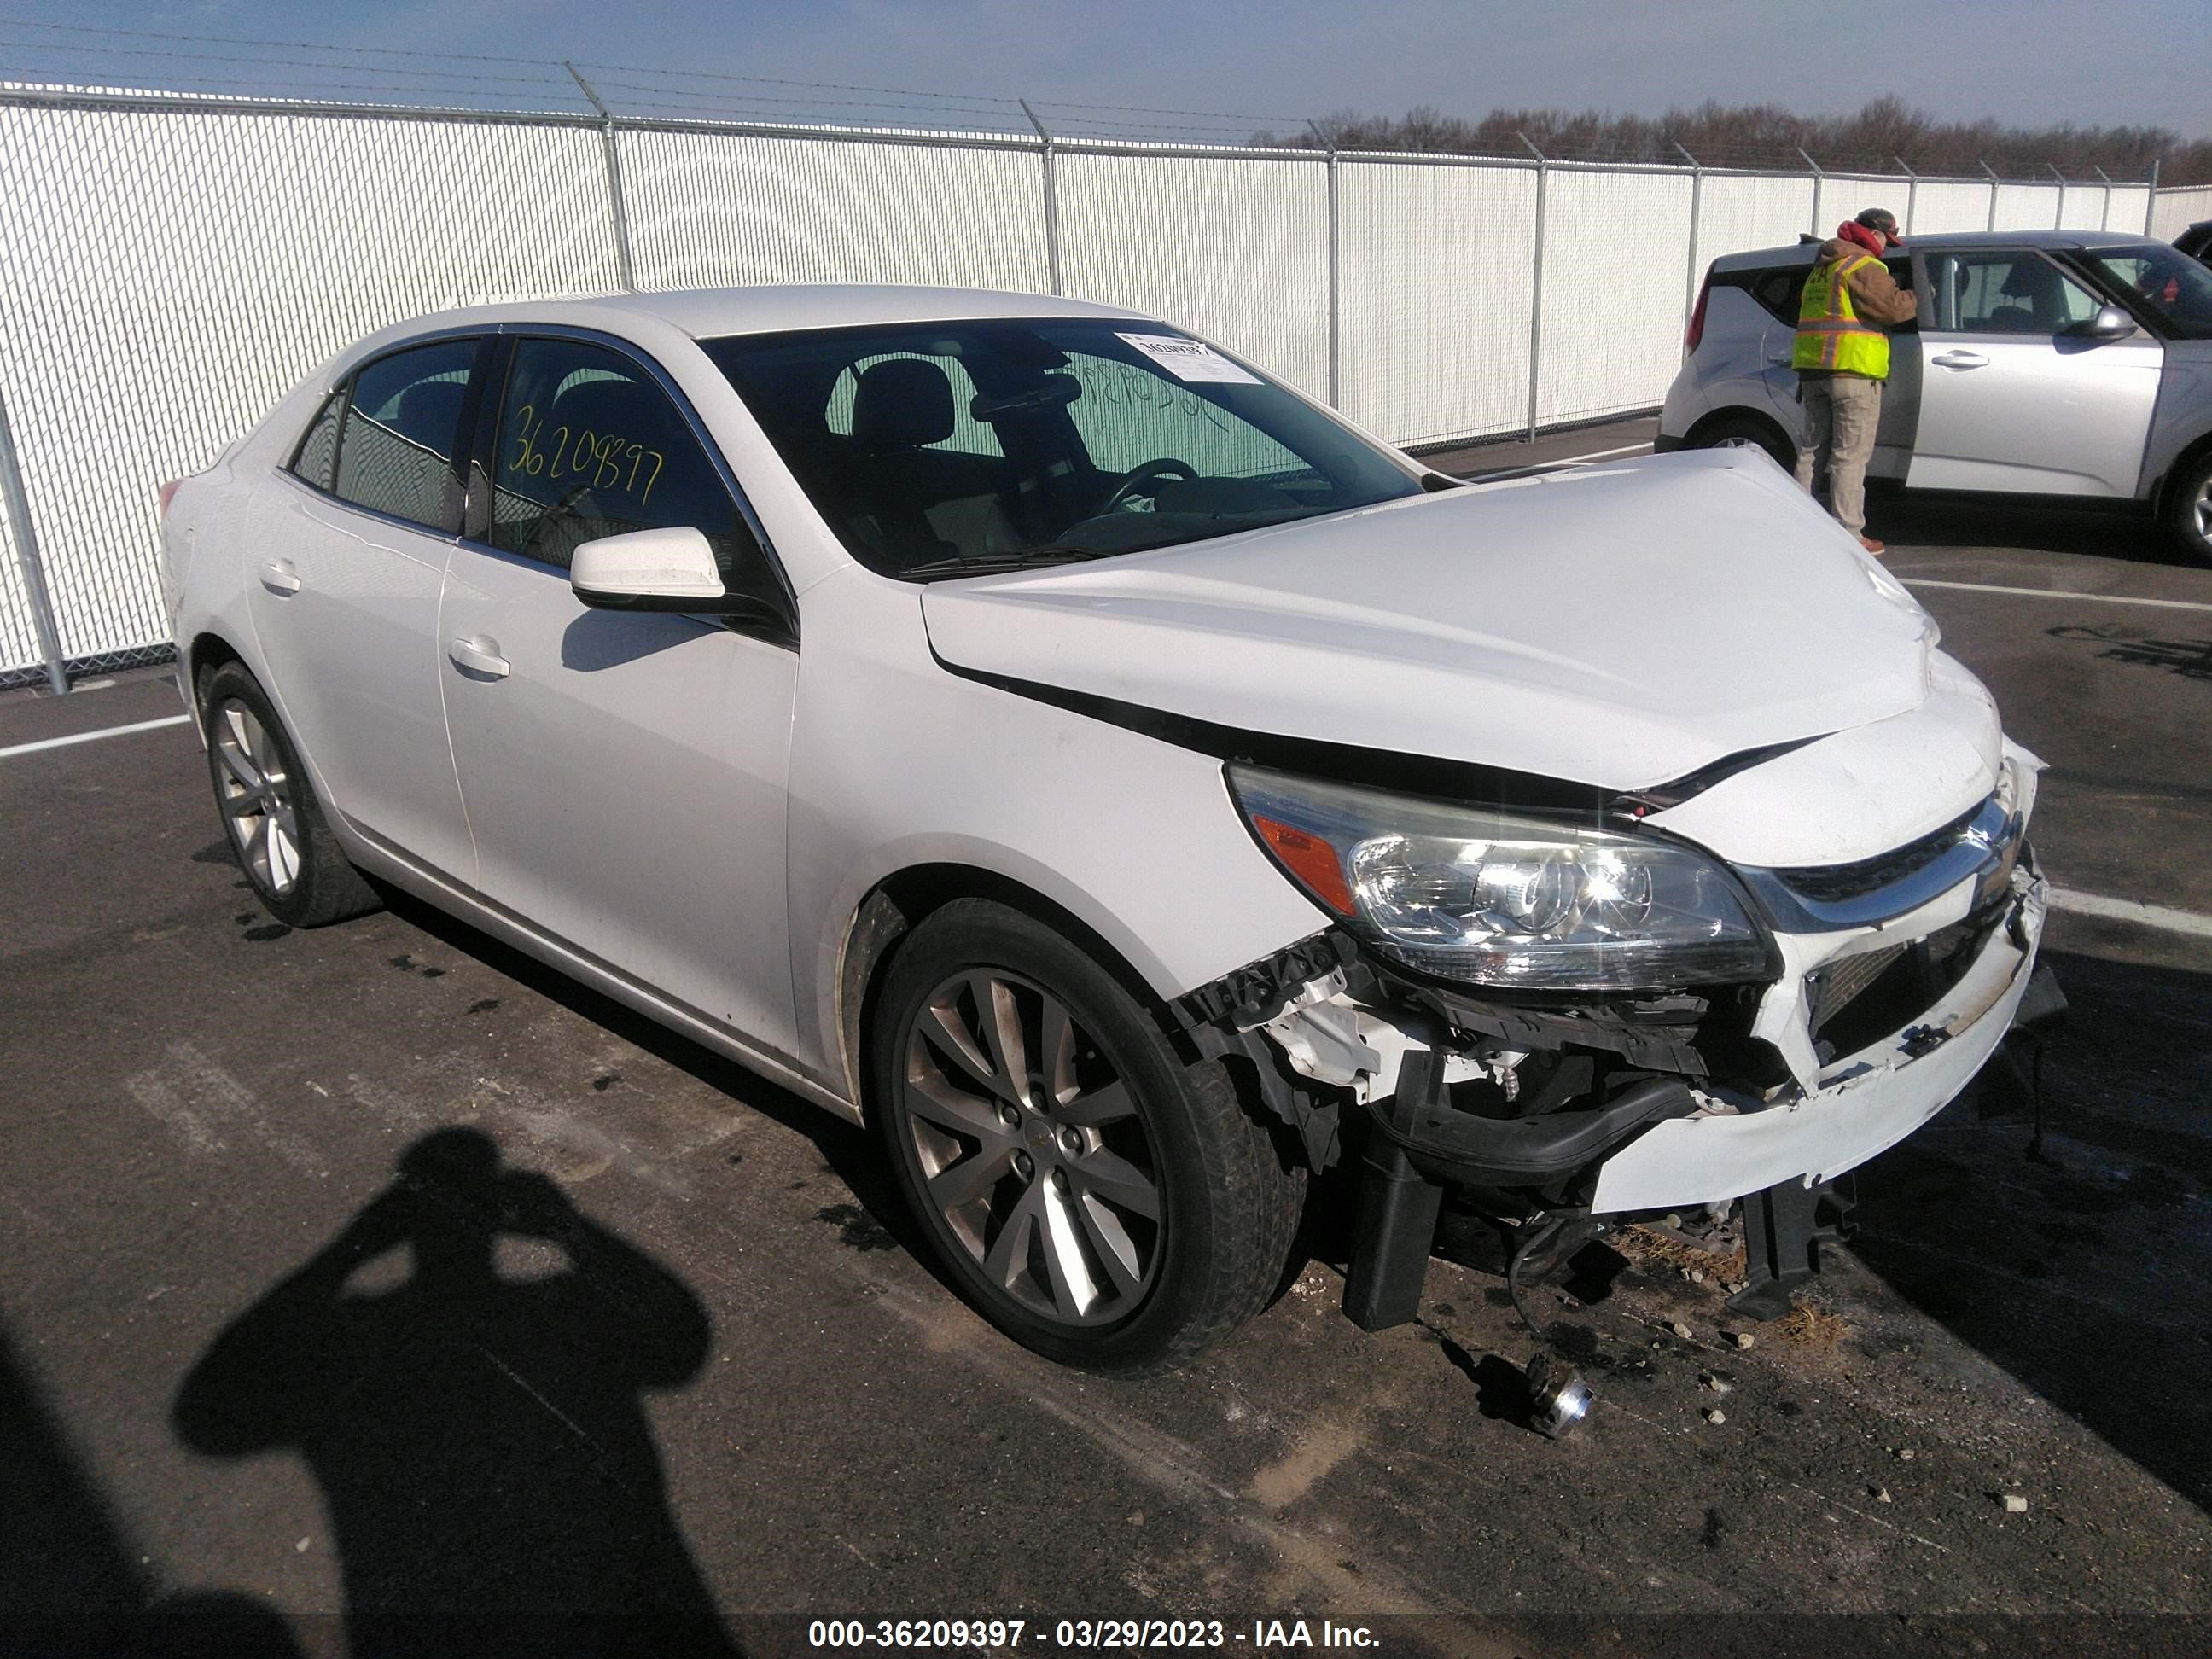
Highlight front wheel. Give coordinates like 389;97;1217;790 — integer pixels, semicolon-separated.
2167;451;2212;567
871;899;1302;1374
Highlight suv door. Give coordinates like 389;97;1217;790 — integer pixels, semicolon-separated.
1908;247;2163;496
247;335;483;882
439;332;802;1057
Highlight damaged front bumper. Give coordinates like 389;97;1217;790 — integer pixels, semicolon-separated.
1589;864;2046;1211
1181;764;2052;1222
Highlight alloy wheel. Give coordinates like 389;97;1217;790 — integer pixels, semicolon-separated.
212;697;303;895
2194;476;2212;544
900;970;1163;1327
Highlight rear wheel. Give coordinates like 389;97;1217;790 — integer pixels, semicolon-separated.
872;899;1302;1374
2167;451;2212;567
199;661;381;928
1690;412;1796;472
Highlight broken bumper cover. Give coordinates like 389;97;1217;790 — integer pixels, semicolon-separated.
1586;870;2047;1213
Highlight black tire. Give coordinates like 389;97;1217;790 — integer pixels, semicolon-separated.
198;661;381;928
1690;411;1796;472
2166;450;2212;567
871;899;1304;1375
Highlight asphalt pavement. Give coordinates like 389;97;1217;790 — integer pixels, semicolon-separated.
3;432;2209;1657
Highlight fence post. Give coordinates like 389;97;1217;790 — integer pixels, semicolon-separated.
2146;157;2160;235
1980;160;2000;231
2048;163;2068;230
1798;147;1824;236
1674;142;1703;337
2093;166;2115;231
1894;156;1918;236
0;388;71;696
565;63;637;293
1020;100;1063;298
1308;120;1342;409
1519;132;1547;442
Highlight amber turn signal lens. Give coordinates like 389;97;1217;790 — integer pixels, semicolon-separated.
1252;815;1355;916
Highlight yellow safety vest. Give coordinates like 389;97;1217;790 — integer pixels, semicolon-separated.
1792;253;1890;380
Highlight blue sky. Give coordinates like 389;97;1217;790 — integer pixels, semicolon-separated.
4;2;2205;138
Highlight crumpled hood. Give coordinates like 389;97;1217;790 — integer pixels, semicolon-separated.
921;450;1936;794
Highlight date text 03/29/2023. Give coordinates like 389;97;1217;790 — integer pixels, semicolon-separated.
806;1621;1382;1650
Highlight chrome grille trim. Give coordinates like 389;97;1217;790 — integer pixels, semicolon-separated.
1737;794;2025;934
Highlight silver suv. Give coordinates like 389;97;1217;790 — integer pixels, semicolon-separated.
1657;230;2212;562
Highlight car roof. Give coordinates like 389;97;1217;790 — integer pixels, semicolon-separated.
1710;229;2166;272
378;284;1153;345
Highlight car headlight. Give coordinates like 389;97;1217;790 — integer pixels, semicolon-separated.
1227;765;1773;992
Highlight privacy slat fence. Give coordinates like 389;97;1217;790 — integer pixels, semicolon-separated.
0;86;2190;686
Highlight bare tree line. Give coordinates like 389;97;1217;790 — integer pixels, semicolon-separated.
1257;96;2211;184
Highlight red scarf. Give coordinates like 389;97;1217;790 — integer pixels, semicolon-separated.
1835;220;1886;257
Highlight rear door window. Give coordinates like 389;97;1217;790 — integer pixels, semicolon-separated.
1743;259;1911;329
331;339;480;532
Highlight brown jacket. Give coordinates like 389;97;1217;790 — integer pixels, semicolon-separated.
1796;236;1919;380
1802;238;1918;376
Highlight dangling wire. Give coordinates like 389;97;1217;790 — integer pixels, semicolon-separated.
1507;1214;1569;1343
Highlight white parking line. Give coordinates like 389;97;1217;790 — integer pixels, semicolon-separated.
1551;440;1657;464
0;713;191;760
2047;888;2212;940
1901;579;2212;614
1458;441;1656;483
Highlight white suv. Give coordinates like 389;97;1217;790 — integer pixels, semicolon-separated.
1660;230;2212;562
164;286;2051;1371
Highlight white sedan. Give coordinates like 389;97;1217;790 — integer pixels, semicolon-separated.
162;286;2051;1373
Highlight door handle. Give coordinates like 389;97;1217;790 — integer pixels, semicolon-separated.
1767;353;1793;367
259;559;301;596
1930;351;1989;370
447;635;510;679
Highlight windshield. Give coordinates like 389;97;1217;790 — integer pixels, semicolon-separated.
702;319;1423;579
2079;245;2212;339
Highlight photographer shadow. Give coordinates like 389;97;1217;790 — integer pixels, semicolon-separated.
173;1128;738;1658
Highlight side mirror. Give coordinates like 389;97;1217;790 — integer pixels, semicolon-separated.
571;526;727;611
2069;304;2137;341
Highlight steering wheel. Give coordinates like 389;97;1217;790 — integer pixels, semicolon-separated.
1097;457;1197;513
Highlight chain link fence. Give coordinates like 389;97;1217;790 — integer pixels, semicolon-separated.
0;84;2189;689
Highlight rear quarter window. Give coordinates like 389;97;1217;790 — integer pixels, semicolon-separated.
288;392;342;492
1748;268;1805;323
1733;259;1913;330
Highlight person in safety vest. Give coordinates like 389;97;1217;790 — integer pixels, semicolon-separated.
1792;207;1916;554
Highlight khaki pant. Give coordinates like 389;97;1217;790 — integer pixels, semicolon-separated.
1793;374;1883;536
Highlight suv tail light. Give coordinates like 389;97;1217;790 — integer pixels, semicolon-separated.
158;479;181;518
1685;271;1712;355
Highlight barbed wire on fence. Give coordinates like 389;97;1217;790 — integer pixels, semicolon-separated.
0;15;2190;177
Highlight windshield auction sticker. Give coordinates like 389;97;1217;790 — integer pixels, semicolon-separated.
1115;333;1262;385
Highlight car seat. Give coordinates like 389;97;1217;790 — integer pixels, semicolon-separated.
847;358;964;563
1986;261;2057;332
